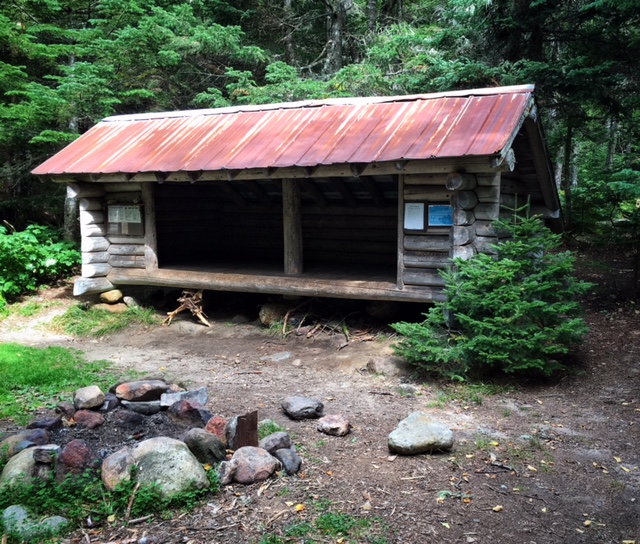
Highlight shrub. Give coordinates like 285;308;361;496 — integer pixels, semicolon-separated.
392;215;592;379
0;224;80;299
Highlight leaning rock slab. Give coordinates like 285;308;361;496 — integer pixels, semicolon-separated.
388;412;454;454
317;415;352;437
259;432;292;454
232;447;278;484
273;447;302;475
281;396;324;420
160;387;208;408
0;449;37;488
183;428;227;465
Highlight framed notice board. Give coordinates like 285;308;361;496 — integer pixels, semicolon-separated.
107;205;144;236
428;204;453;227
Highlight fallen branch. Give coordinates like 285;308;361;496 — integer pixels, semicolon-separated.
127;514;154;525
124;482;141;523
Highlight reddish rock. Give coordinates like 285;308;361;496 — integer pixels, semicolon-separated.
167;400;212;427
55;439;95;480
232;447;278;484
317;414;352;437
204;415;228;445
73;410;105;429
115;380;169;402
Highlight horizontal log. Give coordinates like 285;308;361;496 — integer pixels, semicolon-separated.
108;244;146;256
454;209;475;226
80;223;107;237
453;226;476;246
68;182;105;198
473;220;497;237
81;237;110;252
455;191;479;210
79;198;102;211
402;269;446;287
477;173;500;187
475;236;499;255
404;174;447;185
107;267;446;303
108;255;146;268
82;251;109;264
403;252;451;268
404;235;450;252
105;192;142;203
104;182;141;192
446;172;477;191
473;203;500;221
476;186;500;203
79;209;104;226
500;193;530;210
107;236;146;245
404;187;452;201
452;245;476;260
82;263;112;278
73;277;114;296
500;179;527;194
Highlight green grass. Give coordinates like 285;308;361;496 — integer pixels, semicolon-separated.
258;419;285;440
51;304;158;337
426;382;513;408
0;343;117;424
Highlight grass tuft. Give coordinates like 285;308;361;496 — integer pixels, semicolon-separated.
51;304;158;337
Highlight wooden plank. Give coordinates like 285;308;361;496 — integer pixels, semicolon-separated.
404;235;450;252
453;226;476;246
81;237;110;252
82;251;109;264
79;209;104;225
68;182;106;198
360;176;387;208
476;186;500;203
300;179;328;207
397;174;405;289
474;203;500;221
454;209;475;226
104;182;141;192
452;245;476;260
73;277;114;296
402;269;446;287
81;223;107;237
455;191;479;210
403;252;451;268
404;187;452;201
108;244;145;256
82;263;112;277
108;255;146;268
475;236;499;254
477;173;501;187
329;177;358;208
473;220;497;237
404;174;447;185
282;179;303;275
446;173;477;191
79;198;102;211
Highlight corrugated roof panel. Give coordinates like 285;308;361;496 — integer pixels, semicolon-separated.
32;85;536;176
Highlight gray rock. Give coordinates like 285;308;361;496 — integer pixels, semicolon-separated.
73;385;105;410
273;447;302;475
259;351;291;363
115;380;169;402
0;449;37;488
100;393;120;412
160;387;208;408
281;396;324;420
32;444;61;464
388;412;454;454
26;416;62;431
183;428;227;465
396;383;420;397
101;437;209;498
114;409;145;426
259;432;292;454
0;429;50;459
2;505;67;542
123;295;139;307
232;447;278;484
366;356;413;377
120;400;162;415
167;400;211;426
55;401;76;419
317;415;352;437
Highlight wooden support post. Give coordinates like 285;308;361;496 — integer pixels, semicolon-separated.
283;179;303;275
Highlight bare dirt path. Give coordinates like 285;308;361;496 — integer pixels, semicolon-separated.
1;283;639;544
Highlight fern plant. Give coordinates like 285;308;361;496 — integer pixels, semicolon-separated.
392;215;592;379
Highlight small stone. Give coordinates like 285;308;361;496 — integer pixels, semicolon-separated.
396;383;420;397
123;295;139;308
101;448;135;491
183;428;227;465
204;415;227;445
120;400;162;415
317;415;352;437
74;385;106;410
115;380;170;402
218;459;238;486
388;412;454;455
232;447;278;484
100;393;120;412
93;302;128;313
160;386;208;408
55;439;96;481
73;410;105;429
0;429;50;458
273;447;302;475
258;303;289;327
259;432;292;454
55;401;76;418
281;396;324;420
26;416;62;431
366;356;413;377
259;351;291;363
114;410;145;426
100;289;123;303
32;444;61;464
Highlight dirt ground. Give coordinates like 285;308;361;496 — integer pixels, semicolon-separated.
1;250;639;544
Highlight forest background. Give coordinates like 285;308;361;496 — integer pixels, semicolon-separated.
1;0;639;271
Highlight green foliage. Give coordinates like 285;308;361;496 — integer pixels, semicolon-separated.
392;215;592;379
0;224;79;300
257;419;284;440
0;343;115;424
51;303;158;337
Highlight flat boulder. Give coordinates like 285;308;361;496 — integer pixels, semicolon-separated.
115;380;170;402
182;428;227;465
231;447;278;484
160;387;208;408
73;385;105;410
101;437;209;498
73;410;105;429
273;447;302;475
388;412;454;455
2;505;67;543
0;449;37;488
281;396;324;420
259;432;292;454
0;429;50;459
317;415;352;437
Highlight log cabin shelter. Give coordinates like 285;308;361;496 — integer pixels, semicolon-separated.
33;84;562;303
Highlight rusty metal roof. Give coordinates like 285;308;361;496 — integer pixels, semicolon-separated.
32;85;535;176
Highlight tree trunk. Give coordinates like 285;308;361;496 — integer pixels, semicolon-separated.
367;0;377;32
63;185;79;243
562;125;573;230
323;0;347;75
283;0;296;65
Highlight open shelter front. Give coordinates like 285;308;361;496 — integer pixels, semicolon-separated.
32;85;562;303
